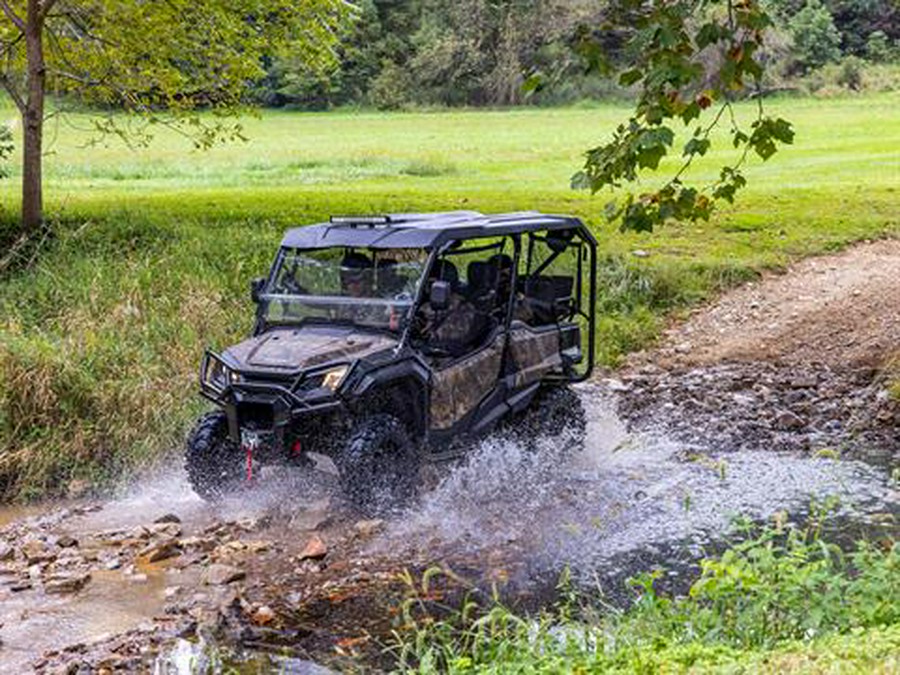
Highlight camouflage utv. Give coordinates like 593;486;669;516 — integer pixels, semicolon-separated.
187;211;597;511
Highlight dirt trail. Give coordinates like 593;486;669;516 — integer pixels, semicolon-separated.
1;239;899;673
639;238;900;369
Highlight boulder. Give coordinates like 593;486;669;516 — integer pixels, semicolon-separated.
203;564;246;586
44;573;90;595
298;535;327;561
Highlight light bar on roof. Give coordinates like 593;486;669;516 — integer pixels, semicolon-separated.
329;215;391;226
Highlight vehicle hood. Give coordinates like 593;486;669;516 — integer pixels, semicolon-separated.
224;325;398;372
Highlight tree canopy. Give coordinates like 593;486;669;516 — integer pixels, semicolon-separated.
0;0;352;229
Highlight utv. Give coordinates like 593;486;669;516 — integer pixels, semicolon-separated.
186;211;597;511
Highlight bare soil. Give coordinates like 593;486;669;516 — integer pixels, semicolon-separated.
634;238;900;369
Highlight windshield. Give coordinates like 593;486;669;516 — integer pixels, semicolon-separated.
260;247;428;332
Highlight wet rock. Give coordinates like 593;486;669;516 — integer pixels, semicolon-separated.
251;605;276;626
0;541;13;561
22;539;57;564
180;536;217;552
774;410;806;431
56;535;78;549
204;564;246;586
298;535;328;561
44;573;91;595
153;513;182;525
139;540;181;563
353;519;386;538
149;522;182;539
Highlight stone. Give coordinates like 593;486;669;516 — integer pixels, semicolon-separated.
150;522;182;538
140;540;181;563
203;564;246;586
44;573;90;595
153;513;182;525
0;541;13;561
774;410;806;431
180;536;217;552
298;535;327;561
251;605;276;626
353;519;386;538
790;374;818;389
56;535;78;549
22;539;57;564
246;540;273;553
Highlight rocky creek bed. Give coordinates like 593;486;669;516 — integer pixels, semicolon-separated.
1;372;896;673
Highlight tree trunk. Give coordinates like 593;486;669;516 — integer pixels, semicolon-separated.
22;0;44;232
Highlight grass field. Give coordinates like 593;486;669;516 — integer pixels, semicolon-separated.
0;93;899;501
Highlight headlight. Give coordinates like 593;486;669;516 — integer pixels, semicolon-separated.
321;365;349;391
202;354;235;392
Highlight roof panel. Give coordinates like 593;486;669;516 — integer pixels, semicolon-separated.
280;211;594;249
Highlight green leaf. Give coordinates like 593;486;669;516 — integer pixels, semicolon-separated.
620;69;644;87
683;138;711;157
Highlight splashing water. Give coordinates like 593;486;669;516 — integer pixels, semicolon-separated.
378;387;899;581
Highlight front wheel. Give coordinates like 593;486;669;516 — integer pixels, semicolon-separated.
185;411;244;501
337;414;420;515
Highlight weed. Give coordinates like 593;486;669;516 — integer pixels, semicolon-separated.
388;519;900;673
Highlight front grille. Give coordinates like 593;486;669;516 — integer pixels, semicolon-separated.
237;402;275;429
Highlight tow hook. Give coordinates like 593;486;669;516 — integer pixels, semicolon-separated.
241;429;261;482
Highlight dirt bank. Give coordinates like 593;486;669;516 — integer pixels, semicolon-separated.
638;237;900;369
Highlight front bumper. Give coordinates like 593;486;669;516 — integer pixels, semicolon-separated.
199;351;344;447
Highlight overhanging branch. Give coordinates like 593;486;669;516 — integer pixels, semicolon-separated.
0;0;25;32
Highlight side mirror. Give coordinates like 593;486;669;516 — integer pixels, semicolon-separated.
250;277;266;303
430;280;451;312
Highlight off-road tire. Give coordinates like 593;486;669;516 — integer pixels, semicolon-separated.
185;411;243;501
521;385;587;455
337;414;419;515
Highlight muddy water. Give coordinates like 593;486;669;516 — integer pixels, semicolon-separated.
1;385;897;672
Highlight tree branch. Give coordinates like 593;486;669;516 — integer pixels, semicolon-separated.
0;71;25;112
0;0;25;32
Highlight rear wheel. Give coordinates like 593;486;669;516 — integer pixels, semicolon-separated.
337;414;420;515
517;385;587;456
185;411;244;501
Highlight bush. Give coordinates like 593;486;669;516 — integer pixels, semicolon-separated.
837;55;865;91
789;0;842;73
368;60;415;110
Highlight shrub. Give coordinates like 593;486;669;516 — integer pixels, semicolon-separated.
789;0;842;73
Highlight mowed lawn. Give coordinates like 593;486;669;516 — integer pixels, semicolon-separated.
2;93;899;263
0;94;898;500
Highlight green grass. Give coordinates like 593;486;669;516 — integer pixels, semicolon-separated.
0;93;899;499
390;520;900;674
